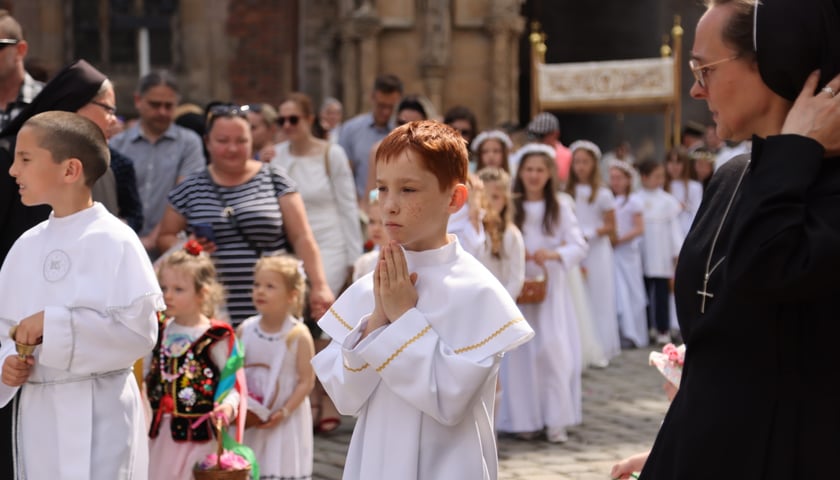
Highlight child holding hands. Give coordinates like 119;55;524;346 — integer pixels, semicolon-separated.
239;255;316;479
0;111;162;479
312;121;534;479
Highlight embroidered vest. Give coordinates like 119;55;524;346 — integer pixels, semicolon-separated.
146;316;234;442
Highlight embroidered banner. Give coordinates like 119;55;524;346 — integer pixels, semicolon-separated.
537;57;674;110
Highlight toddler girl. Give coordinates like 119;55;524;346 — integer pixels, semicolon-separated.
146;240;242;480
239;255;316;479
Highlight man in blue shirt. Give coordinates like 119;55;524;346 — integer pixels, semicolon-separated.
338;73;402;201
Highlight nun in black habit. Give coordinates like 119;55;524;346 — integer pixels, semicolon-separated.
640;0;840;478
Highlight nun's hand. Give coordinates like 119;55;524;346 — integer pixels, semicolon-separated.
781;70;840;157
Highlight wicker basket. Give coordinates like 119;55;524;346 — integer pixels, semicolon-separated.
193;418;251;480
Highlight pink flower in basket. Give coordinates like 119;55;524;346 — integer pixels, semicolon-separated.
662;343;684;366
196;451;250;471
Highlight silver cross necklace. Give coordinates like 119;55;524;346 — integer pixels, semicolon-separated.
697;159;751;314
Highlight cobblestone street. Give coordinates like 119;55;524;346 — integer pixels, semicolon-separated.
312;348;669;479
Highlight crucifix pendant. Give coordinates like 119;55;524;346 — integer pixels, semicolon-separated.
697;275;714;314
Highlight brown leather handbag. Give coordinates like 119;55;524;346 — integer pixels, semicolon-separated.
516;263;549;304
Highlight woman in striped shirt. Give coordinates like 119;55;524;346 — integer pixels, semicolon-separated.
157;104;333;325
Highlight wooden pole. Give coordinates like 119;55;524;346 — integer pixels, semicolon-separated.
672;15;684;149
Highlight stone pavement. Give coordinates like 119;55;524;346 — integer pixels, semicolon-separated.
312;347;670;479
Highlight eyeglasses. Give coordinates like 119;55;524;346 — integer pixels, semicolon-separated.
91;100;117;116
277;115;300;126
689;55;738;89
205;104;248;130
0;39;20;50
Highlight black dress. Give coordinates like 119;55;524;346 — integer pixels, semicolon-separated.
641;134;840;479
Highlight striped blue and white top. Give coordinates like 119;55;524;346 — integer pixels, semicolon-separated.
168;164;297;324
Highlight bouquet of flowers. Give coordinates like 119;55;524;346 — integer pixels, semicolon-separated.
648;343;685;388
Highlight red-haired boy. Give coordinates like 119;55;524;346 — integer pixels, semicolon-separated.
313;120;533;479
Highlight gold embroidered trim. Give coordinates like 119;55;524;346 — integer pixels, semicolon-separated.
330;306;353;331
454;317;526;354
376;325;432;373
343;362;370;373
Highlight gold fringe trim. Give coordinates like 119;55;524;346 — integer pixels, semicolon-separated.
454;317;526;354
330;306;353;331
343;362;370;373
376;325;432;373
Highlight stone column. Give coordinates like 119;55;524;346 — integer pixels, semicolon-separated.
339;1;381;116
486;0;525;127
419;0;451;111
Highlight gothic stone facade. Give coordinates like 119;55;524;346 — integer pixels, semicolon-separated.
9;0;525;130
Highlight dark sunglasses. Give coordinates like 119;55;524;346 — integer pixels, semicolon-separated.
277;115;300;126
0;39;20;50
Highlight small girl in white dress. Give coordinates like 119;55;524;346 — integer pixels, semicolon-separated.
608;160;648;348
474;167;525;299
566;140;620;360
496;143;588;443
239;255;316;479
665;147;704;237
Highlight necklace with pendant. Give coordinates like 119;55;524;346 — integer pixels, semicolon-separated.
697;159;751;314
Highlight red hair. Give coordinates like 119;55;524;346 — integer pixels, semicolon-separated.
375;120;468;191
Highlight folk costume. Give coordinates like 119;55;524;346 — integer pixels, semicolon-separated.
0;203;162;480
312;236;533;480
146;316;242;480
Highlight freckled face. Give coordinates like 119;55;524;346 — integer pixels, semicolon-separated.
376;149;457;251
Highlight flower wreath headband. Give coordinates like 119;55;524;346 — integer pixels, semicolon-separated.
471;129;514;153
516;142;556;160
607;158;636;179
569;139;603;162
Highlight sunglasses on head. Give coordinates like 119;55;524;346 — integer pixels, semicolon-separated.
205;103;249;129
0;39;20;50
277;115;300;126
